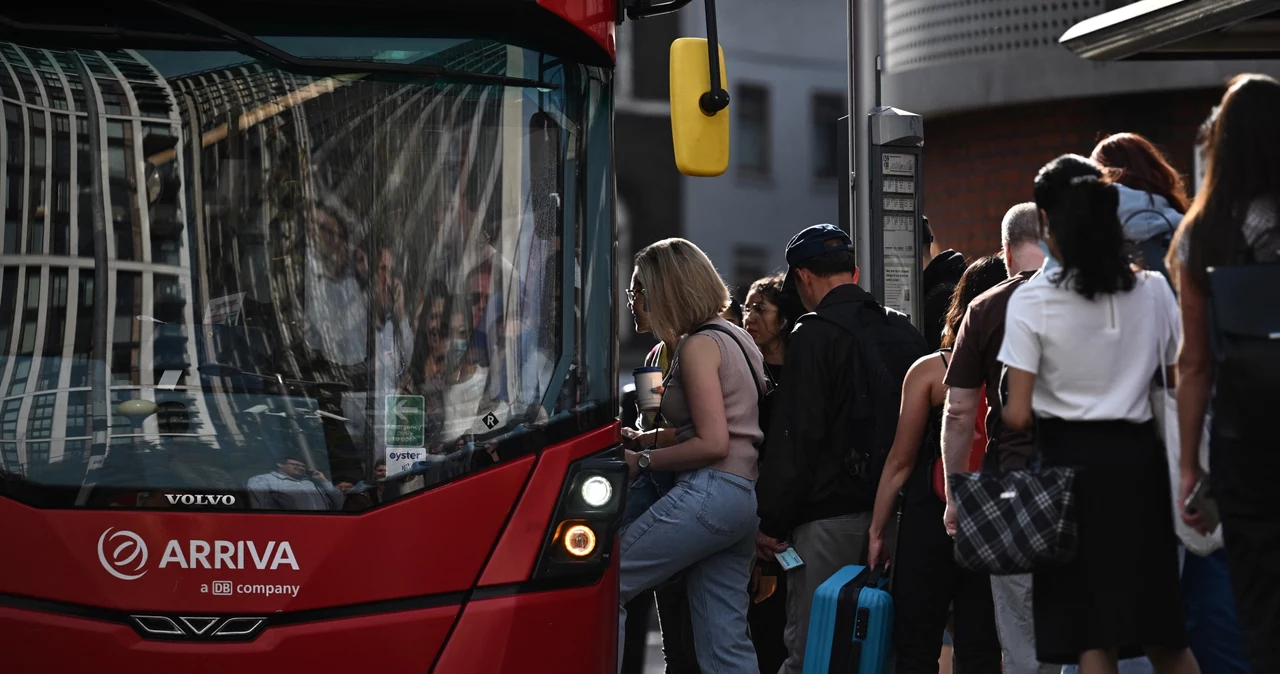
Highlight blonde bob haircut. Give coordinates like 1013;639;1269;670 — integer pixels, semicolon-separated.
633;238;731;346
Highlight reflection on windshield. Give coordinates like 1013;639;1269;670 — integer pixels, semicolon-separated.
0;38;587;511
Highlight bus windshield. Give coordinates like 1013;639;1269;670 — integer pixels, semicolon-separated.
0;36;589;512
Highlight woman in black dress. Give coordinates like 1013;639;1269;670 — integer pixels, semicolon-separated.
1001;154;1200;673
868;255;1008;673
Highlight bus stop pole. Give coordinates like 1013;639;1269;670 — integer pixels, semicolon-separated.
848;0;879;297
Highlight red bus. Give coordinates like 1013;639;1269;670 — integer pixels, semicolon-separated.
0;2;726;671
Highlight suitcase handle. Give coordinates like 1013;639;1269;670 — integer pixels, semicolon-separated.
866;563;887;588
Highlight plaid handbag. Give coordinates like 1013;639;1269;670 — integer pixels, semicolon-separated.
950;400;1079;575
950;465;1078;575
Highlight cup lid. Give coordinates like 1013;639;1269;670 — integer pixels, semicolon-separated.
633;366;663;375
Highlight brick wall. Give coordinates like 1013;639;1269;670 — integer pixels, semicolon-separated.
923;87;1224;257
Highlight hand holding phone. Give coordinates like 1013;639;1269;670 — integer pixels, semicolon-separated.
1183;475;1221;534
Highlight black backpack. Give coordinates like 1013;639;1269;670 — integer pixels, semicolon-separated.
805;300;929;483
1206;262;1280;432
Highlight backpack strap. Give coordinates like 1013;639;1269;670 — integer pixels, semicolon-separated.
802;298;886;338
802;302;884;424
692;323;767;406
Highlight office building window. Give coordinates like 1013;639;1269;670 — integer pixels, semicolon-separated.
812;93;845;181
27;441;50;469
27;393;55;440
0;400;20;439
735;84;770;178
1;442;18;472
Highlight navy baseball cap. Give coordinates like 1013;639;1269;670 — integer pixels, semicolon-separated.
782;224;855;291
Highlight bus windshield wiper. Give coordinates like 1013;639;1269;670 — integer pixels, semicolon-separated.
0;3;559;90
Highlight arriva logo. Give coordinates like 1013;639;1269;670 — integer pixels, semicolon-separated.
96;528;300;580
98;528;149;581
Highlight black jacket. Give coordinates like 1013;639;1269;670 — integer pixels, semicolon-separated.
921;249;966;351
757;284;877;539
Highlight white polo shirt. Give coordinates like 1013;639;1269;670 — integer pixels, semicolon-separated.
998;266;1179;422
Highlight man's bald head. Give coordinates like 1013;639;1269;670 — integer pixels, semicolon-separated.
1000;202;1045;276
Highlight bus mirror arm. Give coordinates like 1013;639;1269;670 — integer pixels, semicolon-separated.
624;0;726;113
624;0;694;21
698;0;730;115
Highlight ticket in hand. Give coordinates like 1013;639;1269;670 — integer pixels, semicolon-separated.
774;546;804;570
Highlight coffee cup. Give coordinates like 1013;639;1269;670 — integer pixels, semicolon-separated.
633;367;664;411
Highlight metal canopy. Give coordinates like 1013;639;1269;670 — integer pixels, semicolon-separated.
1060;0;1280;61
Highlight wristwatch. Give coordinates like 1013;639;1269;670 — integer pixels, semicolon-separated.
637;449;652;473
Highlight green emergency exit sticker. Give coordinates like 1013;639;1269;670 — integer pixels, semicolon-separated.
385;395;425;448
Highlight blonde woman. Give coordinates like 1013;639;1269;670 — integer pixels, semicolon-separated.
618;238;765;673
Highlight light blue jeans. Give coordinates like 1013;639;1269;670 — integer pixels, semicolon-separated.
617;468;759;674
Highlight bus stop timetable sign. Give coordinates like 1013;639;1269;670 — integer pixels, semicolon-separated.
881;152;918;321
386;395;425;447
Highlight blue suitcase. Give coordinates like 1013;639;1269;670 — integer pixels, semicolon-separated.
802;565;893;674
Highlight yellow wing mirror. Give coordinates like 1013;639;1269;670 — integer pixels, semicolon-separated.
669;37;730;177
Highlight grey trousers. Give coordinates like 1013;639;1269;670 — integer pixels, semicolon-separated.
990;574;1059;674
778;512;873;674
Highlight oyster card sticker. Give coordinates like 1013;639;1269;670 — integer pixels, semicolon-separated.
386;448;427;477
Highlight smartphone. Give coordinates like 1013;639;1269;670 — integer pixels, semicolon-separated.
774;546;804;571
1183;475;1221;533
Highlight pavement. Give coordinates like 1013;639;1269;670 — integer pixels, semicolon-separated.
641;627;666;674
634;616;958;674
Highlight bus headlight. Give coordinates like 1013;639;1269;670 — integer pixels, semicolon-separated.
581;475;613;508
532;449;628;580
563;524;597;557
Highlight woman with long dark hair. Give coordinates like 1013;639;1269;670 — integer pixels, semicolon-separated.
1169;73;1280;673
742;274;805;385
868;255;1007;673
1091;133;1188;276
1000;154;1199;674
402;282;451;451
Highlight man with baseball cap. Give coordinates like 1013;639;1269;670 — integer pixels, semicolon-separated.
758;224;927;673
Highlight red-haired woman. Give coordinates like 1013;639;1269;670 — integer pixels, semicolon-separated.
1090;132;1187;277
